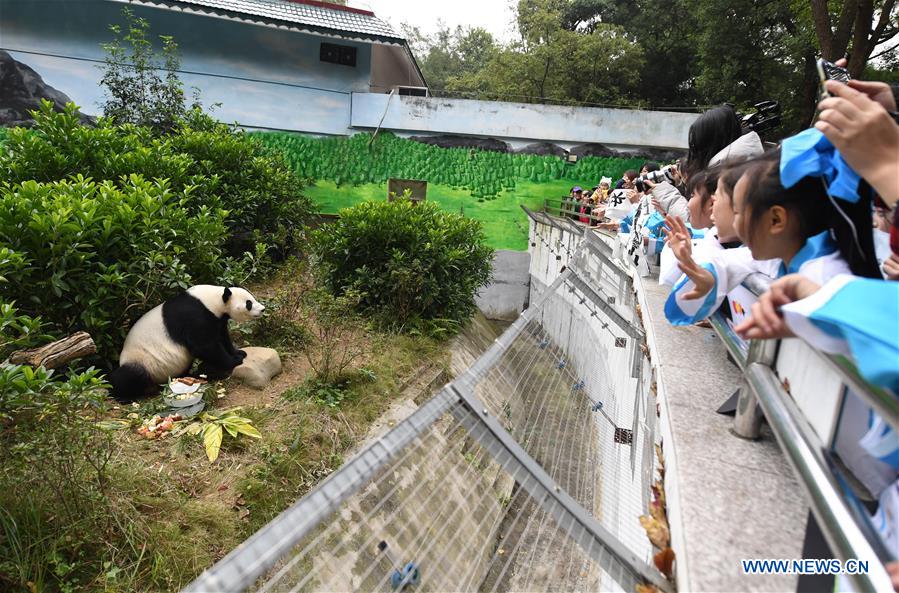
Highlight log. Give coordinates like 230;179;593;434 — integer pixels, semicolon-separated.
9;331;96;369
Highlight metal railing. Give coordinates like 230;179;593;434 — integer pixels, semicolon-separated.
709;273;897;592
544;198;607;226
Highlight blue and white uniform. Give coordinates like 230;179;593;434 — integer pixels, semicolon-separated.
658;226;712;287
780;274;899;472
664;230;847;326
781;274;899;395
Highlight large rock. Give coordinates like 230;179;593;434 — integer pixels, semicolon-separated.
515;142;567;157
408;134;510;153
232;347;282;388
0;50;91;127
569;143;621;158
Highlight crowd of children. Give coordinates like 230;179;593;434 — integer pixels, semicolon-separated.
569;70;899;590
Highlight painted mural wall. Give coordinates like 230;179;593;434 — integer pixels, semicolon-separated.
352;94;698;150
0;0;371;134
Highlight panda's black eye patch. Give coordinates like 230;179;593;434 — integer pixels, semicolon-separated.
246;300;252;311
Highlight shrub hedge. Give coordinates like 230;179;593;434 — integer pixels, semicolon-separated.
2;102;314;257
313;198;494;332
0;102;313;364
0;176;227;361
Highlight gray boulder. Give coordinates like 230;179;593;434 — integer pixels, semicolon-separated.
409;134;510;153
232;347;282;388
0;50;91;127
515;142;567;157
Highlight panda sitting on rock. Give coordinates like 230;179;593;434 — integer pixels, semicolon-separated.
108;285;265;403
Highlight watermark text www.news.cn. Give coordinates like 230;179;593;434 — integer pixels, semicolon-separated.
742;559;869;575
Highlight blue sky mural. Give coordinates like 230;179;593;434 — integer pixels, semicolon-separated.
2;0;371;134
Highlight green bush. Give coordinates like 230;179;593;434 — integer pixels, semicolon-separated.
0;175;228;362
0;352;115;592
1;102;314;258
313;198;493;332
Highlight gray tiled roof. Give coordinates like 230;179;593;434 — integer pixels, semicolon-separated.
157;0;403;43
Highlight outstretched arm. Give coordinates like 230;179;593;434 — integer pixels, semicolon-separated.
663;215;715;299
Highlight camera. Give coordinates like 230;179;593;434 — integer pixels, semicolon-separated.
636;165;676;187
737;100;781;135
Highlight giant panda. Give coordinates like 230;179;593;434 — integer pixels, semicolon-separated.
108;285;265;402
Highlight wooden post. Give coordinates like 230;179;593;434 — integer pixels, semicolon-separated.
9;332;96;369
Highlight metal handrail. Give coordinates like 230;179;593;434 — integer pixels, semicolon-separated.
544;198;607;226
745;363;894;592
732;273;899;434
706;272;899;587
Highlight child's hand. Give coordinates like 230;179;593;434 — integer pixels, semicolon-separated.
734;274;822;340
883;253;899;281
663;215;714;300
662;215;692;262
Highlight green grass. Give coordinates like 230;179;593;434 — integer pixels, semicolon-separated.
305;178;591;251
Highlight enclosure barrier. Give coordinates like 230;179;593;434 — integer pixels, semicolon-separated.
529;205;898;592
544;198;607;226
183;249;669;592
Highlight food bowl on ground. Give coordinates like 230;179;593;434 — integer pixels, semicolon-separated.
163;377;206;407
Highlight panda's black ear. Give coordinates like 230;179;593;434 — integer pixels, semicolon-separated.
223;287;232;303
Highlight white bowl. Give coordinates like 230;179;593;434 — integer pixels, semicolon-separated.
163;392;203;408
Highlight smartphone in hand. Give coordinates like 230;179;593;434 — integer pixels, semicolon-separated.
816;58;851;98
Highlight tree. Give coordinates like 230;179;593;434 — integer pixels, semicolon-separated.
403;22;498;94
99;7;189;132
810;0;898;76
445;0;644;104
401;0;896;136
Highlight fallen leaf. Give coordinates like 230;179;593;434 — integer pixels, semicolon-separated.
217;484;228;492
654;547;675;578
635;584;660;593
652;479;666;508
650;499;667;524
640;515;670;549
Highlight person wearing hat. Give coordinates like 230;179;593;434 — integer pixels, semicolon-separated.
567;186;582;220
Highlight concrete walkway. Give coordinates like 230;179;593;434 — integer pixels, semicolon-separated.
635;274;808;592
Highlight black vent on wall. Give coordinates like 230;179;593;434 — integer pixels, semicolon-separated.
320;42;357;67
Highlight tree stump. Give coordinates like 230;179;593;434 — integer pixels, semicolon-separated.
9;332;96;369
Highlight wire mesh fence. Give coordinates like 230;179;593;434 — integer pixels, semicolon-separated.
183;223;665;593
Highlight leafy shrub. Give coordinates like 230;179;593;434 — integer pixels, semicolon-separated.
0;175;227;362
297;286;369;384
1;102;314;258
0;363;115;592
100;7;188;132
313;198;494;332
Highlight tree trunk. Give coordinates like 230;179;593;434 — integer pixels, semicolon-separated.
9;332;96;370
810;0;836;58
810;0;859;60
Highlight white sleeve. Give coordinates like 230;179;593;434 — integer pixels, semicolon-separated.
664;247;759;325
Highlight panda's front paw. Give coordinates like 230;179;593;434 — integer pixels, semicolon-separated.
236;349;248;360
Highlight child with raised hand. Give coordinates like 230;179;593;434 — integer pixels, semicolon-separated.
664;143;881;326
658;167;719;285
663;162;778;324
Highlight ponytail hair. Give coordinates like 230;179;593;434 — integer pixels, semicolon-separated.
741;148;880;278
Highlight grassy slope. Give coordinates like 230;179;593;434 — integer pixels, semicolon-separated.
254;131;642;252
305;178;591;251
